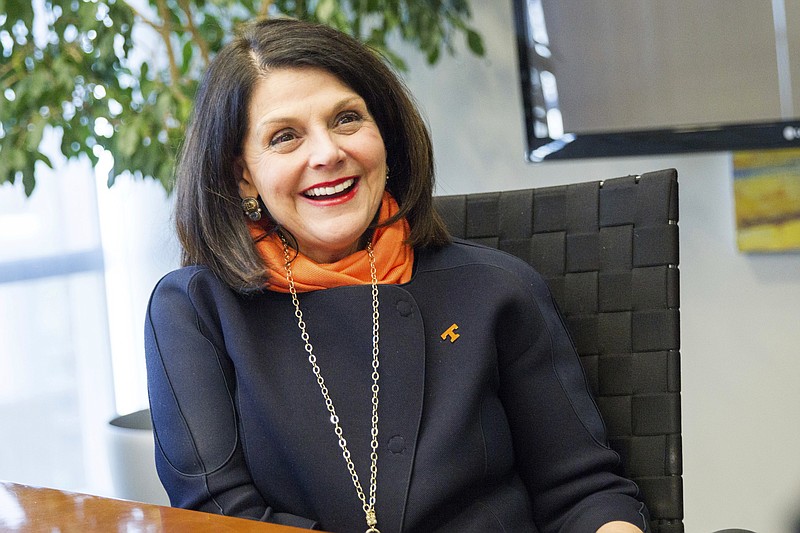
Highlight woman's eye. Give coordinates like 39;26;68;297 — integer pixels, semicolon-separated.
269;131;296;147
336;111;362;126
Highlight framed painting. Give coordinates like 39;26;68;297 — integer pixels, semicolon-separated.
733;148;800;252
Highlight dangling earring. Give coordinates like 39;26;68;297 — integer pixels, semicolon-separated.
385;168;390;182
241;197;262;221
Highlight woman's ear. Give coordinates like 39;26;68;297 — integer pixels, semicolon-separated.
235;158;259;199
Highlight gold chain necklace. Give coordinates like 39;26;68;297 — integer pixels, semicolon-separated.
281;238;381;533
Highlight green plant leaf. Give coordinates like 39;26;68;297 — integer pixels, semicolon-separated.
24;117;47;152
466;28;485;56
181;40;193;75
5;0;34;25
21;163;35;196
117;121;140;158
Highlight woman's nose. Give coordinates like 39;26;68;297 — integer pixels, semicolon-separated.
307;131;344;168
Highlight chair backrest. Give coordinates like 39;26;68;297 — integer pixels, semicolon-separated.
433;169;682;533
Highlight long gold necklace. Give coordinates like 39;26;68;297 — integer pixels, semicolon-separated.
281;238;381;533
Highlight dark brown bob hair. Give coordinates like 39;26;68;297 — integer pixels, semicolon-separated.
174;18;450;292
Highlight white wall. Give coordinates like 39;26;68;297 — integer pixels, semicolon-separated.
394;2;800;532
96;172;179;415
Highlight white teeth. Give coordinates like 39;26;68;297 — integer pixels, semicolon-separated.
305;178;355;197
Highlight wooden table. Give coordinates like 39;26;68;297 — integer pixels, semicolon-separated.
0;481;318;532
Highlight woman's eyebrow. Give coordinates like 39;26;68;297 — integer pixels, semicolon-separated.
331;96;366;110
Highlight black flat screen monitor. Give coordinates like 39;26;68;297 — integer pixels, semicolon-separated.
513;0;800;161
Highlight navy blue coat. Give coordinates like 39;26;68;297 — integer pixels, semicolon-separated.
145;240;649;532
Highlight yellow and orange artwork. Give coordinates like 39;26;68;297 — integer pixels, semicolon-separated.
733;148;800;252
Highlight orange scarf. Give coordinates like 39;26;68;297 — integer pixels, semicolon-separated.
249;193;414;293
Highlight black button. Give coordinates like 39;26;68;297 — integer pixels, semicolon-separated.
396;300;413;317
388;436;405;454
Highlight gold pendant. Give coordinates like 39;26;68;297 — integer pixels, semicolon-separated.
365;509;379;532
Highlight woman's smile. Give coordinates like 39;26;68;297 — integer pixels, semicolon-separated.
301;176;359;202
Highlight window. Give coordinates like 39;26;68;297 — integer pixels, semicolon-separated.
0;152;115;493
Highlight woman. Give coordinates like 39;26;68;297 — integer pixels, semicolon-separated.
145;18;649;533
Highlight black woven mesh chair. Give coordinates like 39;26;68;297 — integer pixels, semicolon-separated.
433;168;682;533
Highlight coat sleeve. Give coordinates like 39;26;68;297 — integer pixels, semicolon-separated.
496;265;650;533
144;268;318;530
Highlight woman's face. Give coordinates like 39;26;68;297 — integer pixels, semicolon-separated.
238;67;387;264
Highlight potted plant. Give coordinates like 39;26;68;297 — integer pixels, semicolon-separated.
0;0;484;195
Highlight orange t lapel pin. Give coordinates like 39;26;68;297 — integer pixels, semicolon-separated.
440;323;460;343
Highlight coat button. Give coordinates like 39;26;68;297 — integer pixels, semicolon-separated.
395;300;413;317
388;435;406;454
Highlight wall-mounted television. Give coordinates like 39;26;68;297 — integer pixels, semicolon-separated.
513;0;800;161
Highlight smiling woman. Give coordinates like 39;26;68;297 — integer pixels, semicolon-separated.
237;68;388;264
145;18;648;533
